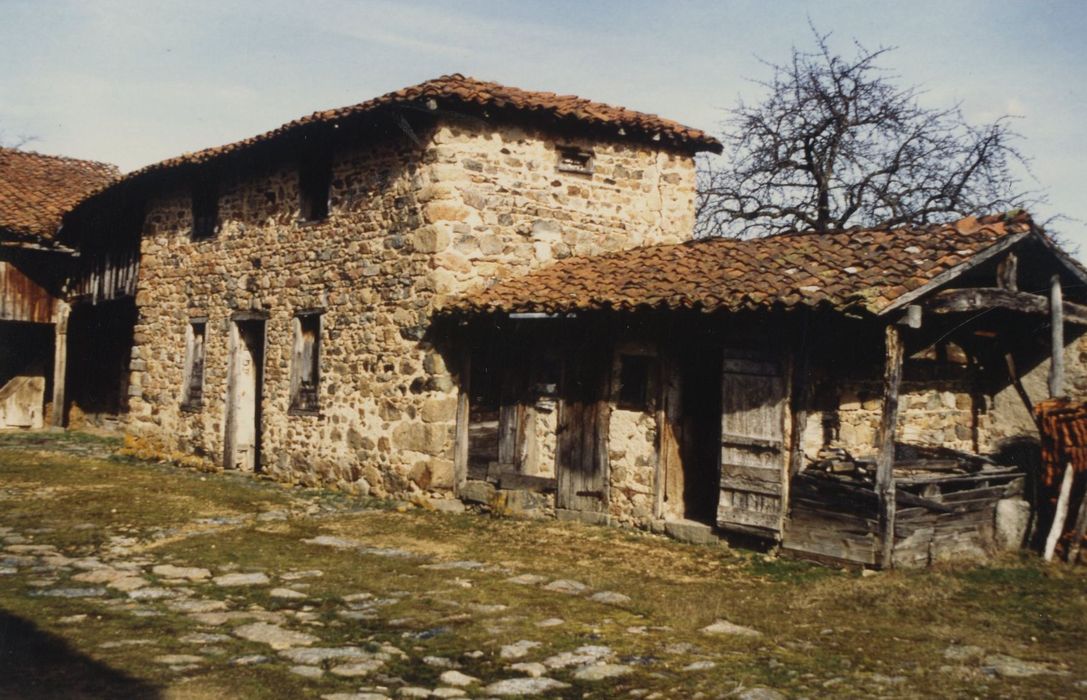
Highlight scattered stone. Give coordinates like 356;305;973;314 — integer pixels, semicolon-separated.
943;644;985;664
322;694;390;700
128;587;180;600
154;654;203;665
509;662;547;678
213;572;270;587
500;640;541;660
982;654;1065;678
421;560;485;571
279;647;372;665
535;618;564;628
153;564;211;580
100;639;154;649
35;587;106;598
169;599;228;613
181;633;231;644
542;645;612;669
303;535;361;549
589;591;631;605
271;588;308;599
505;574;547;586
429;499;467;514
484;678;570;696
281;569;324;581
72;568;132;584
573;664;633;681
109;576;151;592
737;689;786;700
0;567;16;575
330;659;385;677
57;614;88;624
429;689;465;699
344;592;375;603
423;656;455;668
683;661;716;671
397;688;430;699
232;655;269;665
701;620;762;637
232;622;318;650
542;579;588;595
290;665;325;678
467;603;507;614
439;670;478;686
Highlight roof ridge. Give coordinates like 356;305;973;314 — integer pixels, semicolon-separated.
0;146;120;175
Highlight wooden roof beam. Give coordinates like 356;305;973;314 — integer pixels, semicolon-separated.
925;287;1087;326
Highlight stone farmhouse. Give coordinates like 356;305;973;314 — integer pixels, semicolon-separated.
8;75;1087;568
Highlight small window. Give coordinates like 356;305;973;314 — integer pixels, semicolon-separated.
181;321;207;408
289;312;322;413
298;156;331;222
617;354;653;411
191;180;218;240
556;146;594;175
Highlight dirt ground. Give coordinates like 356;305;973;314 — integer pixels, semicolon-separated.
0;431;1084;699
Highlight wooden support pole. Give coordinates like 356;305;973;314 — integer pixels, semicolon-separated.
50;301;70;428
453;350;471;493
1044;463;1075;562
997;252;1019;291
1049;274;1065;398
876;324;904;569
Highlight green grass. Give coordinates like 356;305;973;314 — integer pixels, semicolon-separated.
0;433;1085;698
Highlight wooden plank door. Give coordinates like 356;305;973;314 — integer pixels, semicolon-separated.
717;355;787;537
556;345;610;513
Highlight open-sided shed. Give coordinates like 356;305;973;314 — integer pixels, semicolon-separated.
438;211;1087;567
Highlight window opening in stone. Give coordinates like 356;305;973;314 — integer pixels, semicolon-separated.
191;179;218;240
181;321;207;408
556;146;594;175
298;156;331;222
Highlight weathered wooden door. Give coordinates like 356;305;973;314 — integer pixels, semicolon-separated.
717;355;787;537
556;346;610;514
225;319;265;472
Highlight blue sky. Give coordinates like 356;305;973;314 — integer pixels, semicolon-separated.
2;0;1085;252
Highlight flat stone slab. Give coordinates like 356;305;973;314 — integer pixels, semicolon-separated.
542;645;612;670
213;572;270;587
270;588;308;599
321;694;390;700
180;633;231;644
279;647;372;665
329;659;385;677
702;620;762;637
154;654;203;665
128;587;182;600
683;660;717;671
290;665;324;678
153;564;211;580
430;689;466;699
439;670;479;686
484;678;570;696
500;640;541;660
168;599;228;613
737;689;786;700
281;569;324;581
573;663;633;681
232;622;318;650
34;587;107;598
509;661;547;677
421;560;485;571
536;618;564;627
542;579;588;595
505;573;548;586
589;591;631;605
983;654;1066;678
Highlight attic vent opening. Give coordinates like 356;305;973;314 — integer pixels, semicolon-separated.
191;179;219;240
556;147;594;175
298;155;332;223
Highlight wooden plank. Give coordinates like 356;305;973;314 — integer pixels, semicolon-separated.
50;302;69;427
722;433;784;450
722;358;778;375
876;324;904;569
496;473;556;492
655;356;682;519
996;252;1018;291
1066;485;1087;564
453;352;470;491
1050;275;1065;396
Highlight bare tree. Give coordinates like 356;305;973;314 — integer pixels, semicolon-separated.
0;128;37;150
696;29;1037;237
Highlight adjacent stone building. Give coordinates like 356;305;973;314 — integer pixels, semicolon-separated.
60;75;719;499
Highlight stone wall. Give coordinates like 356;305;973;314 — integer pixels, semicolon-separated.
125;117;697;502
799;334;1087;461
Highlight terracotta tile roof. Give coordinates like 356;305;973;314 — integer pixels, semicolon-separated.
0;147;119;240
448;213;1037;317
72;74;721;210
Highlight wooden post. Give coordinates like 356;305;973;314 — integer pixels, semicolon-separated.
996;252;1018;291
50;301;70;428
1044;463;1074;562
876;324;904;569
453;350;471;493
1049;274;1064;398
